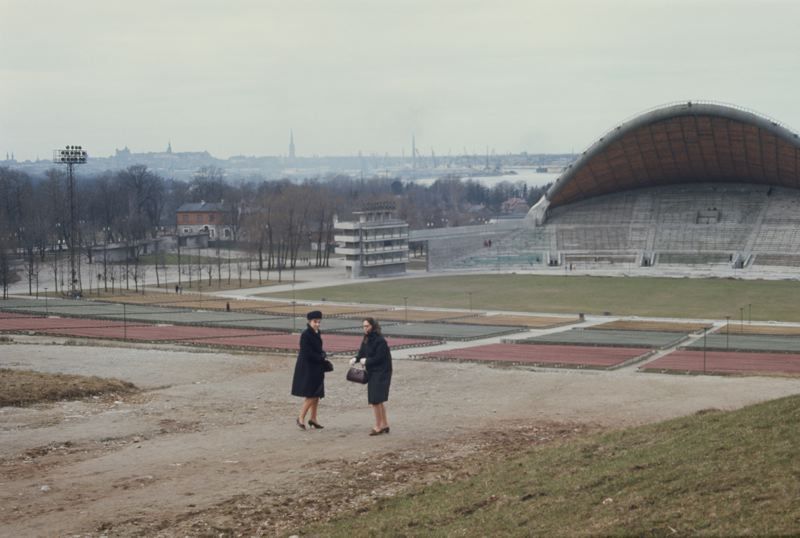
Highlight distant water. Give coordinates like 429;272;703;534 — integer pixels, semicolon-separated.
408;168;560;189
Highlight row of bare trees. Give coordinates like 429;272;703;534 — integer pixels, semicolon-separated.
240;181;338;282
1;164;549;295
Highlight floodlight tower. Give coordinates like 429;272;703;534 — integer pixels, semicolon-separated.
53;145;87;297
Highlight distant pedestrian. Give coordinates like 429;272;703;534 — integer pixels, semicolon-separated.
175;284;179;294
350;317;392;435
291;311;328;430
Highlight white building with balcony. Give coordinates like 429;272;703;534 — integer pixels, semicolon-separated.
334;202;409;278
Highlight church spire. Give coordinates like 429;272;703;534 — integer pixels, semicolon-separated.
289;130;296;160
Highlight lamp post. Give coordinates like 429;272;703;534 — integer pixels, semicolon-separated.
265;224;271;282
197;247;202;292
187;245;192;289
44;287;48;315
102;226;109;291
703;327;707;375
403;296;408;323
740;307;744;333
77;219;85;293
358;224;364;279
725;315;730;350
176;232;183;291
53;145;87;298
748;303;752;324
57;238;66;292
54;223;61;293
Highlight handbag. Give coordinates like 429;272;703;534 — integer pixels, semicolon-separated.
323;359;334;373
346;365;368;384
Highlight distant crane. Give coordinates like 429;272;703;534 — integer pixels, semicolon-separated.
412;134;416;169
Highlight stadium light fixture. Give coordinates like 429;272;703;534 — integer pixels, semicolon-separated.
53;145;87;298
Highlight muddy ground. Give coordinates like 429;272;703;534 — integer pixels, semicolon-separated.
2;334;800;537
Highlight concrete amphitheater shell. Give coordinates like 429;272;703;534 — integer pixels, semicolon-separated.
424;102;800;274
535;101;800;215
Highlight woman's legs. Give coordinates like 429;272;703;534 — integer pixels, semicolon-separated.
379;403;389;430
371;403;389;430
371;404;382;431
299;397;315;423
309;398;320;422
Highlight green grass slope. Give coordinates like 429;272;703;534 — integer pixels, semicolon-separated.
304;395;800;536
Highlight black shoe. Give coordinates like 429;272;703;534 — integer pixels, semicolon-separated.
369;428;384;436
308;419;324;429
296;418;306;430
381;426;390;434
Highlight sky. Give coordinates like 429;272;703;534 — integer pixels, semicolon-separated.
2;0;799;162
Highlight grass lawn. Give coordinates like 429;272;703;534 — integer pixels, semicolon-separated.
304;395;800;537
265;274;800;322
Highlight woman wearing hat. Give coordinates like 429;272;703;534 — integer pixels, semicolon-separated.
291;310;328;430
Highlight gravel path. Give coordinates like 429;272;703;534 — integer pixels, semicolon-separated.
2;336;800;536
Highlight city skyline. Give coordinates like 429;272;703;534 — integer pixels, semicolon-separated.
3;1;800;162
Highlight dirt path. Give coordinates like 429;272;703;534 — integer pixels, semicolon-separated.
2;337;800;536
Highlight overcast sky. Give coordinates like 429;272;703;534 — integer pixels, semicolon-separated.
2;0;799;161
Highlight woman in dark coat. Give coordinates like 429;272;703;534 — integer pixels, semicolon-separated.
351;317;392;435
291;310;327;430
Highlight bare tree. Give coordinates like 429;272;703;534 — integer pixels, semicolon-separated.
236;259;243;287
117;165;165;240
216;242;222;287
189;166;226;202
0;224;20;299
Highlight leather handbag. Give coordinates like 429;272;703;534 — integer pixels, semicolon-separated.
346;365;368;384
323;359;334;372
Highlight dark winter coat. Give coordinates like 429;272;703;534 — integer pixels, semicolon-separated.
357;331;392;405
291;325;326;398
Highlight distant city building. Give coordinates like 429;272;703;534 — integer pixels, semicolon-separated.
176;201;232;241
334;202;409;278
115;146;132;159
3;143;574;182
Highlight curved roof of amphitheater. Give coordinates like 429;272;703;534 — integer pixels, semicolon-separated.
546;102;800;208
